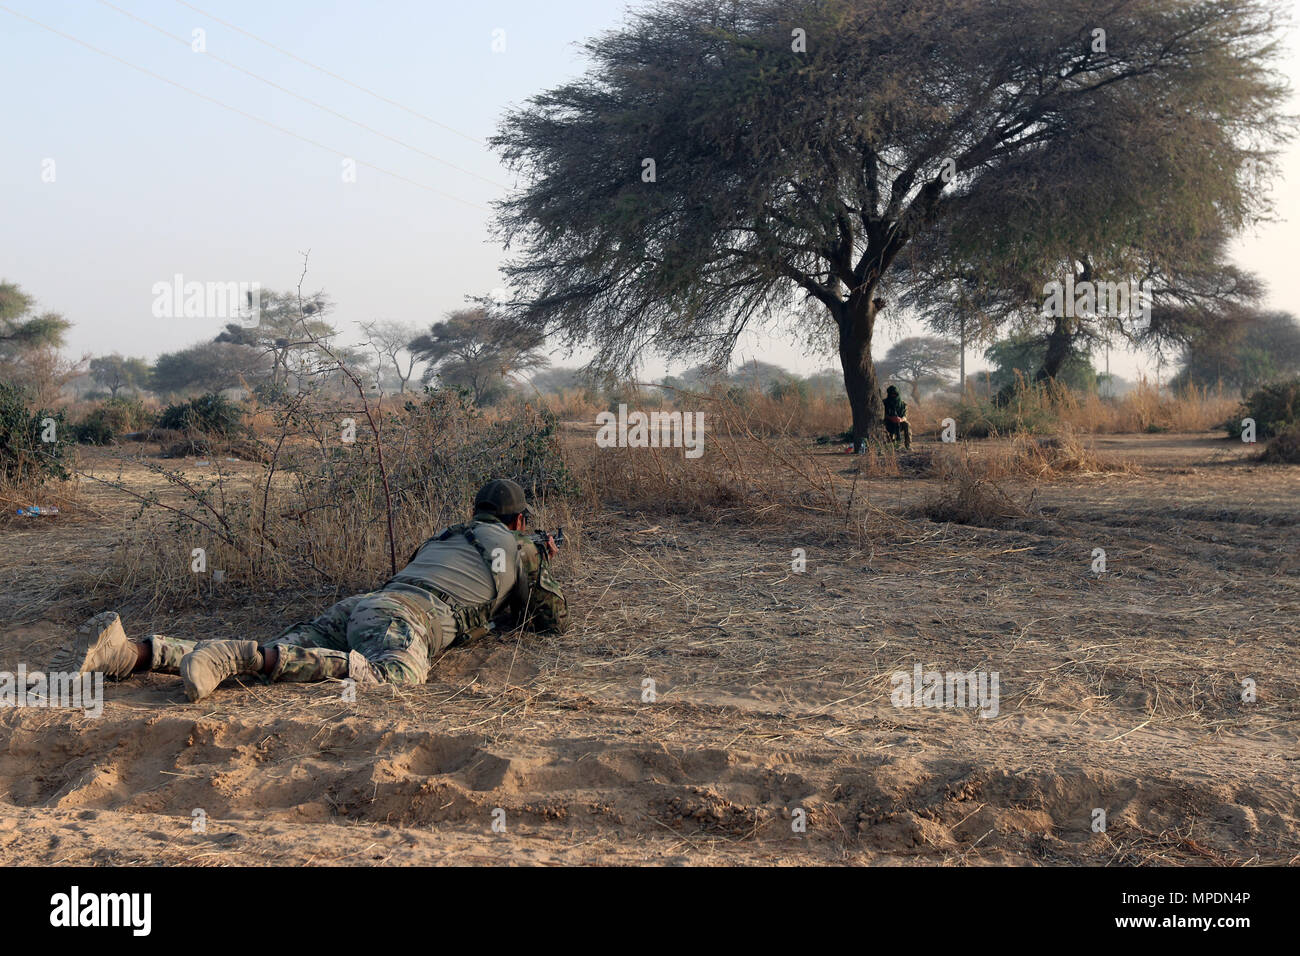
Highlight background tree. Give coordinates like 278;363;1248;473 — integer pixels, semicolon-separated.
0;281;70;359
492;0;1290;441
151;341;270;396
902;221;1267;393
409;308;549;405
877;336;959;404
360;320;425;394
660;365;726;392
89;354;151;398
215;290;336;389
320;343;377;397
1171;309;1300;398
528;366;587;394
985;331;1097;394
729;359;796;393
0;281;79;405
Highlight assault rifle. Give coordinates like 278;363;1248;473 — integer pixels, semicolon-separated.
531;528;565;556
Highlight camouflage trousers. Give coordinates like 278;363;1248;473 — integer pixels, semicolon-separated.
148;587;449;686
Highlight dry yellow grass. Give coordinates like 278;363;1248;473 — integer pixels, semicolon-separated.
531;377;1238;440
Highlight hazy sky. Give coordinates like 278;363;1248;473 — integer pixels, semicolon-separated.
3;0;1298;384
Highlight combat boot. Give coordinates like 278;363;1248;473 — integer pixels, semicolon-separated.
52;611;141;680
180;640;263;702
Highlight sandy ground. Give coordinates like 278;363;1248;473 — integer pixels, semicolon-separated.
1;434;1297;865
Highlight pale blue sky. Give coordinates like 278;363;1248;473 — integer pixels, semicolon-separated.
2;0;1297;383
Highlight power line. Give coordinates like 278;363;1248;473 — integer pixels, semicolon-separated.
173;0;486;147
0;3;492;212
96;0;507;190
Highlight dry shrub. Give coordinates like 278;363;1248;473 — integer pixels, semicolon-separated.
1261;426;1300;464
536;380;851;439
913;450;1036;526
929;429;1128;482
95;390;579;608
915;470;1033;526
724;389;850;438
574;442;758;517
1003;430;1122;478
914;427;1126;526
1006;381;1236;435
532;388;604;422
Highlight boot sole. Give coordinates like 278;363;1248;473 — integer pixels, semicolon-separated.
52;613;131;678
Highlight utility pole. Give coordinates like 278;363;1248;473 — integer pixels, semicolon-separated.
959;312;966;398
1104;336;1110;397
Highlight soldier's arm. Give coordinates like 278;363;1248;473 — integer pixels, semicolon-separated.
498;536;570;635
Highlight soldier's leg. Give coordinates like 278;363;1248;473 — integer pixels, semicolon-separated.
901;421;912;449
145;594;360;677
342;591;443;685
177;595;367;701
262;595;362;684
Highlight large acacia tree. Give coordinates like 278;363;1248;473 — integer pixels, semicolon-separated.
492;0;1290;440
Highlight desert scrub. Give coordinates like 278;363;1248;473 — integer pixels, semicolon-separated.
1230;379;1300;439
96;385;581;608
157;392;247;437
74;396;155;445
0;380;74;490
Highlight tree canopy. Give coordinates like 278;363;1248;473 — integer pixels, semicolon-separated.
151;341;271;396
410;308;549;405
985;331;1097;394
89;354;151;398
215;290;337;389
1173;309;1300;397
0;281;70;360
492;0;1293;439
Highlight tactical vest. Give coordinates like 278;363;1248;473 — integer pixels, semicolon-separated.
411;522;530;643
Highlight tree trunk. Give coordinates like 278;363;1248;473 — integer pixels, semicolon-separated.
1037;315;1073;383
1038;259;1090;386
837;297;885;444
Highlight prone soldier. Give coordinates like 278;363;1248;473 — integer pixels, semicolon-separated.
51;479;568;701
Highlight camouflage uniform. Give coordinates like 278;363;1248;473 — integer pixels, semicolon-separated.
147;514;568;686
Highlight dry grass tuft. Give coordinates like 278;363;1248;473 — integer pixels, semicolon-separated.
926;429;1133;482
569;394;847;521
912;454;1036;527
1002;430;1128;478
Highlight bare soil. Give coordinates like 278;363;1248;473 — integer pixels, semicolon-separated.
1;433;1296;865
